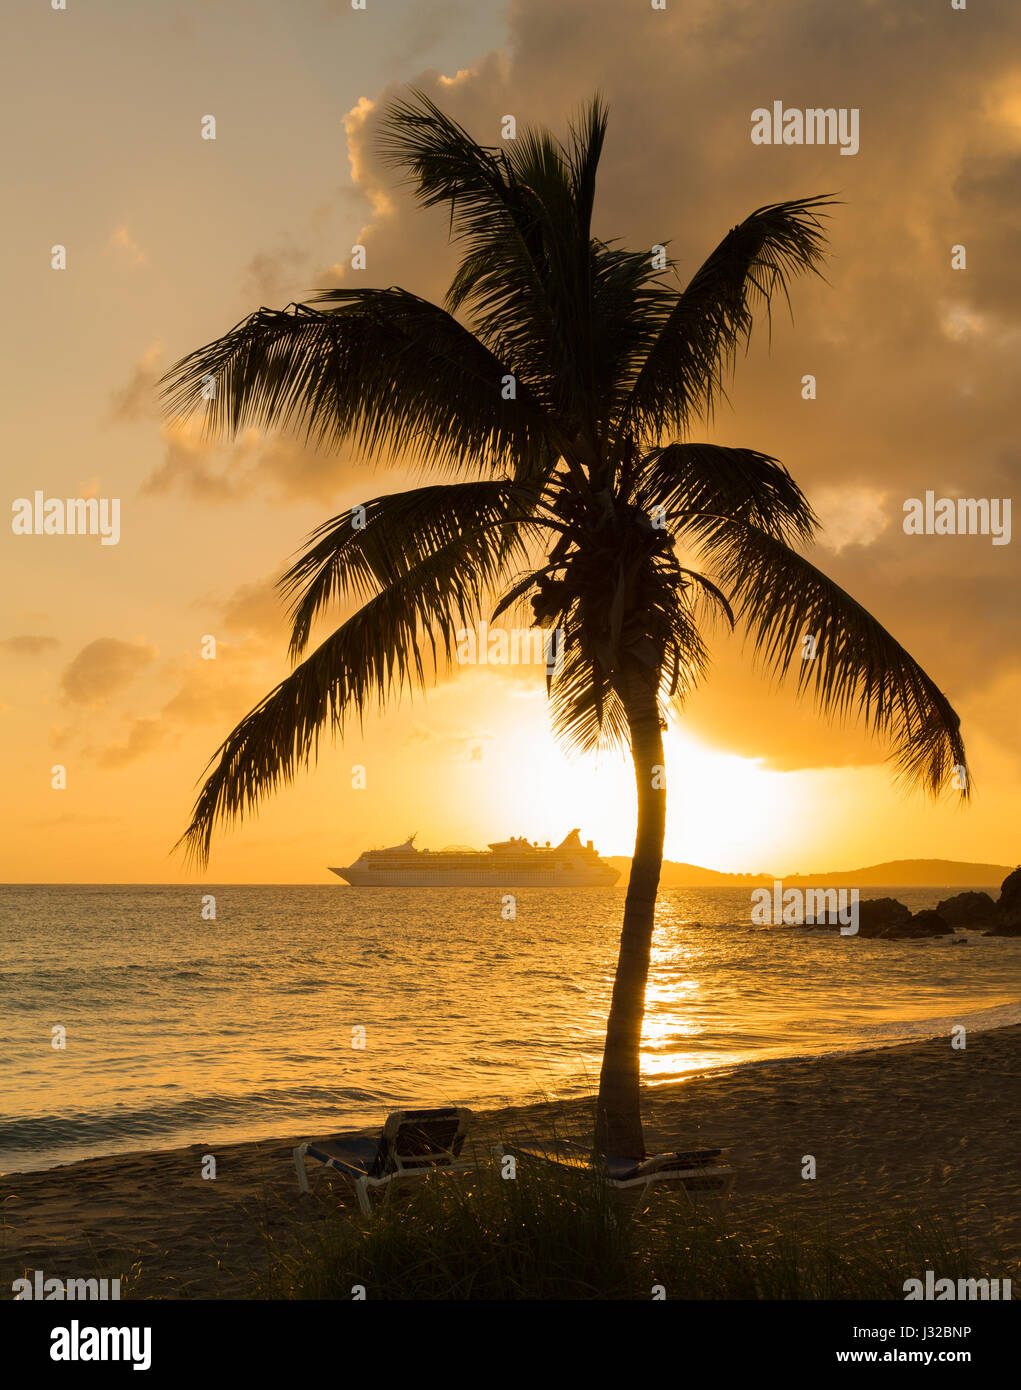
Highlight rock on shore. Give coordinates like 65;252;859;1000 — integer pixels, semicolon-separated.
856;898;953;939
985;866;1021;936
935;890;998;930
856;897;912;937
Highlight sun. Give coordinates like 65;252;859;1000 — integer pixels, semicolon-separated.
659;727;800;871
484;683;804;871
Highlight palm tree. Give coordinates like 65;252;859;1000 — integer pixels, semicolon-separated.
162;93;968;1160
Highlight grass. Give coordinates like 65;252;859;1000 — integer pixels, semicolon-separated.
252;1151;995;1301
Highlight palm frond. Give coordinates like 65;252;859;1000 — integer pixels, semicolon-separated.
547;627;630;753
565;95;608;242
703;522;969;797
178;533;515;866
635;443;818;545
622;197;834;437
381;91;624;441
380;91;561;382
546;580;716;753
160;289;554;475
280;479;542;660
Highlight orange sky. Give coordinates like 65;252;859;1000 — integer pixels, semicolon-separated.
2;0;1018;882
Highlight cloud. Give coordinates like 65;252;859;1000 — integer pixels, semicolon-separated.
219;577;290;641
86;646;276;770
142;420;246;502
252;432;360;502
75;575;305;771
404;723;496;763
159;669;258;727
811;485;890;553
240;199;346;304
60;638;156;707
1;635;59;656
243;244;312;303
96;718;164;769
108;342;163;424
241;243;344;304
405;724;443;745
142;419;360;505
109;225;147;268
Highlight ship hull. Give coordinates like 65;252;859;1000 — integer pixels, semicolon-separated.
330;828;620;887
329;866;620;887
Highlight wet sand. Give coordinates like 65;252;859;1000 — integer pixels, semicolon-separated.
2;1024;1018;1298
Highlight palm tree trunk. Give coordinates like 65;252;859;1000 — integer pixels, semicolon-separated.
594;667;666;1158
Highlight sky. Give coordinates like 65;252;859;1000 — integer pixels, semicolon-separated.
1;0;1018;882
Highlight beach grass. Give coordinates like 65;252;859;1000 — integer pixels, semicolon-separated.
249;1156;992;1302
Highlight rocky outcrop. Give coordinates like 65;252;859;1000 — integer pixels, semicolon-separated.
804;876;1021;939
891;909;953;939
935;890;998;930
985;867;1021;936
855;899;953;939
987;920;1021;937
998;866;1021;914
856;897;912;937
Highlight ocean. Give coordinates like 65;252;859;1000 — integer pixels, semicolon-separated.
1;884;1019;1174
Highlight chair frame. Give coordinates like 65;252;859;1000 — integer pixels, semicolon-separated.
294;1107;475;1215
495;1140;735;1201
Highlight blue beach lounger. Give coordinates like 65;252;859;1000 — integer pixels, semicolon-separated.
497;1138;735;1200
294;1106;475;1215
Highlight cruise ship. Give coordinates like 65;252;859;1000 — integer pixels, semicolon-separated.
329;829;621;887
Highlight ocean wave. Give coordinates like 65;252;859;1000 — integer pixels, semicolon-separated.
0;1084;387;1154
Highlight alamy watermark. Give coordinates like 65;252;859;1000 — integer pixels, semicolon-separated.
49;1322;151;1372
903;491;1010;546
11;492;120;546
455;621;564;675
751;881;860;935
903;1272;1011;1301
13;1270;120;1300
750;102;860;156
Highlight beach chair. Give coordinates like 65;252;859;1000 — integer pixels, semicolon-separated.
496;1137;735;1203
293;1106;475;1215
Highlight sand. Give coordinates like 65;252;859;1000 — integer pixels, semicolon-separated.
2;1024;1019;1298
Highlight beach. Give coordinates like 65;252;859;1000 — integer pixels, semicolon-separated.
3;1023;1018;1299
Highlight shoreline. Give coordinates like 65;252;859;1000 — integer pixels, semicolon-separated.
2;1022;1019;1297
6;995;1020;1180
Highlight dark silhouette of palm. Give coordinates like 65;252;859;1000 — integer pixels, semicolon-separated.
162;94;968;1158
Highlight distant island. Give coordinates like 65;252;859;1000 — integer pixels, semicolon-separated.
605;857;1015;888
